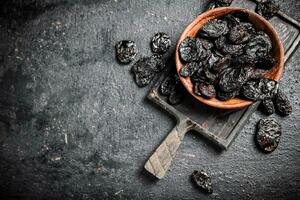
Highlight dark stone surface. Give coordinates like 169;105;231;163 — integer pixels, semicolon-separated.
0;0;299;199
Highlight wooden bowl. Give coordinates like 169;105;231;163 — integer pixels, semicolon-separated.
175;7;284;110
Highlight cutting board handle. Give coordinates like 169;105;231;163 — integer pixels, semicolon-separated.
144;119;192;179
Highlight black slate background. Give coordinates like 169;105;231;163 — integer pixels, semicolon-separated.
0;0;299;199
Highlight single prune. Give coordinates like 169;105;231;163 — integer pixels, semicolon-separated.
199;38;214;50
206;53;220;71
160;76;175;96
198;83;216;99
180;62;200;77
256;54;275;69
115;40;137;64
228;23;251;44
256;0;280;20
148;54;165;73
215;36;244;56
242;78;278;101
246;32;272;58
151;32;171;54
232;55;256;67
190;68;204;84
261;99;275;115
199;68;217;85
199;19;229;38
179;37;206;62
219;67;249;92
212;55;232;73
217;90;239;100
274;89;292;116
191;170;213;194
256;118;281;153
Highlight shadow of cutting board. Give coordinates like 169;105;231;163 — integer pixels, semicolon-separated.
144;0;300;179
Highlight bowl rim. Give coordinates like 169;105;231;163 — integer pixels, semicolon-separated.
175;7;284;110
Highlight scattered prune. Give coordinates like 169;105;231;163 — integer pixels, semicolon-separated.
207;0;233;10
256;118;281;153
256;0;280;20
180;62;200;77
191;170;213;194
160;73;185;105
261;99;275;115
132;55;164;87
200;19;229;38
198;83;216;99
274;89;292;116
242;78;278;101
115;40;137;64
151;32;171;54
179;37;206;62
228;23;251;44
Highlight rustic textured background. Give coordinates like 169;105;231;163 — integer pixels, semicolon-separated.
0;0;299;199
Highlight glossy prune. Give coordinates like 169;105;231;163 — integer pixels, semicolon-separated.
179;37;206;62
115;40;137;63
191;170;213;194
151;32;171;54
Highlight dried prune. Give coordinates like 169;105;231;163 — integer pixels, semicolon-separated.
115;40;137;64
228;24;251;44
131;55;164;87
198;83;216;99
219;67;249;92
212;54;232;73
256;118;281;153
245;32;272;58
256;54;275;69
180;62;200;77
160;76;175;96
261;99;275;115
199;68;217;85
179;37;205;62
215;36;226;50
151;32;171;54
217;90;239;100
207;0;233;10
222;43;244;56
191;170;213;194
256;0;280;20
168;86;184;105
232;55;256;67
206;53;220;70
274;89;292;116
242;78;278;101
194;83;202;96
199;38;214;50
199;19;229;38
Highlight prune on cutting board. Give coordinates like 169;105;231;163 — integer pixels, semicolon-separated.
191;170;213;194
217;90;240;101
180;62;200;77
168;84;184;105
131;55;164;87
228;23;252;44
115;40;137;64
256;0;280;20
151;32;171;54
198;83;216;99
274;89;292;116
207;0;233;10
245;31;272;58
199;19;229;38
242;78;278;101
256;118;281;153
179;37;206;62
261;99;275;115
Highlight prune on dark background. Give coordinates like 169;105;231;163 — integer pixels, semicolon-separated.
261;99;275;115
151;32;171;54
274;89;293;116
180;62;200;77
256;0;280;20
115;40;137;64
191;170;213;194
179;37;206;62
199;19;229;38
148;54;165;73
256;118;281;153
168;85;184;105
159;76;175;96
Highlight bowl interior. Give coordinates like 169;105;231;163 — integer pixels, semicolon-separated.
175;7;284;109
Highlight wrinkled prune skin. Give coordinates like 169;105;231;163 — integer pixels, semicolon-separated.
180;62;200;77
198;83;216;99
179;37;206;62
256;118;281;153
219;67;249;92
151;32;171;54
256;54;275;69
132;55;164;87
206;53;220;70
168;83;185;105
160;73;185;105
232;55;256;67
215;36;226;50
200;19;229;38
191;170;213;194
261;99;275;115
246;32;272;58
212;54;232;73
199;68;217;85
207;0;233;10
256;0;280;20
274;89;292;116
199;38;214;50
215;36;244;56
242;78;278;101
115;40;137;63
160;76;175;96
217;90;239;101
228;23;251;44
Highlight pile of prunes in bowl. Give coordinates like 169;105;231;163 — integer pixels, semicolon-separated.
178;11;291;116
